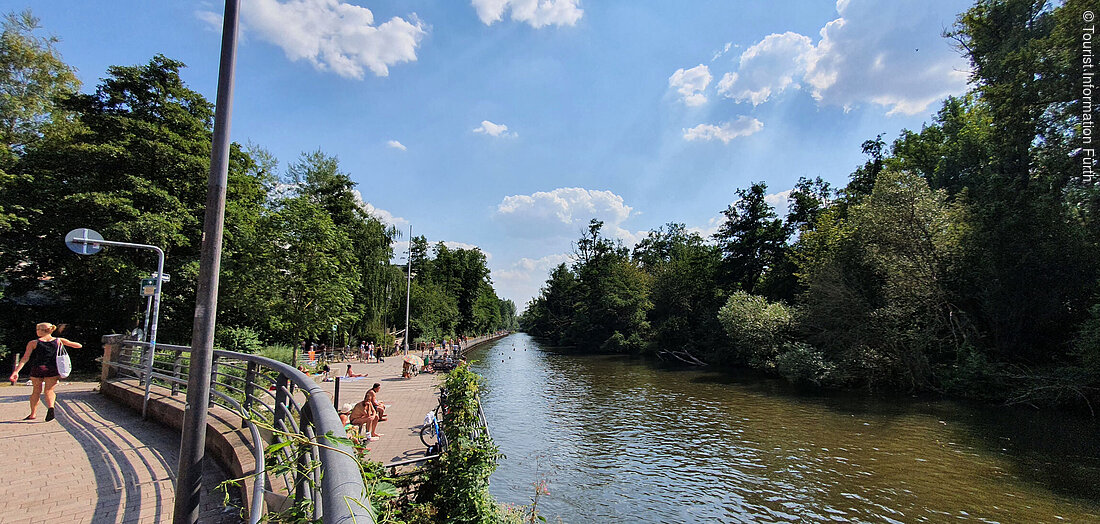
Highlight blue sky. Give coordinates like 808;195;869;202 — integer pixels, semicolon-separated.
16;0;975;309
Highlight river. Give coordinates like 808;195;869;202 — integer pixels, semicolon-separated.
467;333;1100;523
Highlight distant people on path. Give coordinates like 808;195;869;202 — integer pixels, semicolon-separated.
9;322;82;422
345;364;367;378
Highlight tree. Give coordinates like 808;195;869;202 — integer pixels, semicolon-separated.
0;10;79;158
0;55;244;350
236;195;359;343
636;223;725;359
796;171;970;390
713;182;788;297
0;9;79;241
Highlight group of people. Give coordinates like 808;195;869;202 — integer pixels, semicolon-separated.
339;382;387;442
355;340;386;363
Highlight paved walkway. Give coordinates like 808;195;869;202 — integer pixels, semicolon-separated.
318;351;452;465
316;335;503;466
0;381;240;524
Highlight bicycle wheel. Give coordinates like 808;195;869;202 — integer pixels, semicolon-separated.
420;423;438;447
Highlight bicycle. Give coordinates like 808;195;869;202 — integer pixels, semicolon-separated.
420;390;449;455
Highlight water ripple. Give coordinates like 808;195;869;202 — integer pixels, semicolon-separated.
470;334;1100;523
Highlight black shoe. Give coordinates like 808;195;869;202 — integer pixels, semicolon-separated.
45;407;55;422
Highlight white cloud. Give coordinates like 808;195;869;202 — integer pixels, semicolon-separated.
493;253;571;309
352;190;409;229
668;64;712;106
495;187;636;240
711;42;733;62
717;32;813;105
196;10;222;32
473;120;515;138
716;0;969;115
471;0;582;28
440;241;492;261
199;0;427;79
764;189;793;216
682;117;763;144
386;139;407;150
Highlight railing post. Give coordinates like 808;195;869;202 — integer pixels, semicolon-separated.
243;361;257;420
333;377;341;410
211;354;220;397
172;349;183;396
142;342;155;419
295;404;313;508
100;334;125;386
273;373;289;431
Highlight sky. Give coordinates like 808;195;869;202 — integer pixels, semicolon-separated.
14;0;976;310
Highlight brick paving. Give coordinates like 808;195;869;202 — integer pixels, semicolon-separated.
0;380;241;524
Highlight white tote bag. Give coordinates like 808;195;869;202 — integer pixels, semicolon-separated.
56;339;72;379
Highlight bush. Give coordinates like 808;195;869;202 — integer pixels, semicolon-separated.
717;291;793;367
258;344;295;366
215;325;264;353
424;363;505;524
774;342;834;385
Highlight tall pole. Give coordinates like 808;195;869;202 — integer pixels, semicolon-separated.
404;225;412;355
174;1;239;522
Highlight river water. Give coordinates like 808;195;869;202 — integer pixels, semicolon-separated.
467;333;1100;523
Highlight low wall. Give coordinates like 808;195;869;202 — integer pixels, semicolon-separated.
99;336;261;514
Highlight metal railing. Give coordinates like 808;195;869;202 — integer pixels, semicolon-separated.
107;339;373;524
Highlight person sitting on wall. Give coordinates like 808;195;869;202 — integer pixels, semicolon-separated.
348;398;380;441
366;383;387;423
345;364;367;378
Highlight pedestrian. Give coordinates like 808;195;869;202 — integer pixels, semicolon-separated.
9;322;82;422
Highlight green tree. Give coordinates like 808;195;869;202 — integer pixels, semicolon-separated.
635;223;725;359
713;182;789;297
0;10;79;158
0;55;265;351
234;195;359;343
796;171;970;390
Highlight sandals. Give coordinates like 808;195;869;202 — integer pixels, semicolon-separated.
22;415;35;420
45;408;55;422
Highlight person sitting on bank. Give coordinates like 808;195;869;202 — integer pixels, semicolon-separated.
345;364;367;378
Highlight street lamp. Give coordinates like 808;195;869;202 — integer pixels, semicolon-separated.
404;224;412;355
65;228;165;419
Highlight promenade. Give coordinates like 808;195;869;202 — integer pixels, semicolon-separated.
0;380;239;524
0;333;505;523
316;335;503;466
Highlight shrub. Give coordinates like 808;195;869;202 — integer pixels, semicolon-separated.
258;344;295;366
425;363;505;524
774;342;834;385
717;291;793;367
215;325;264;353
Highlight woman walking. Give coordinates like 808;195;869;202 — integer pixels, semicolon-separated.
9;323;82;421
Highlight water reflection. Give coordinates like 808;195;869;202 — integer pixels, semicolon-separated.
469;334;1100;523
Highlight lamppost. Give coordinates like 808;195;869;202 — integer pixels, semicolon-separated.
175;1;240;522
404;224;412;355
65;228;165;419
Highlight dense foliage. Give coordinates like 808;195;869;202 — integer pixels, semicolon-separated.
523;0;1100;410
0;11;515;366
